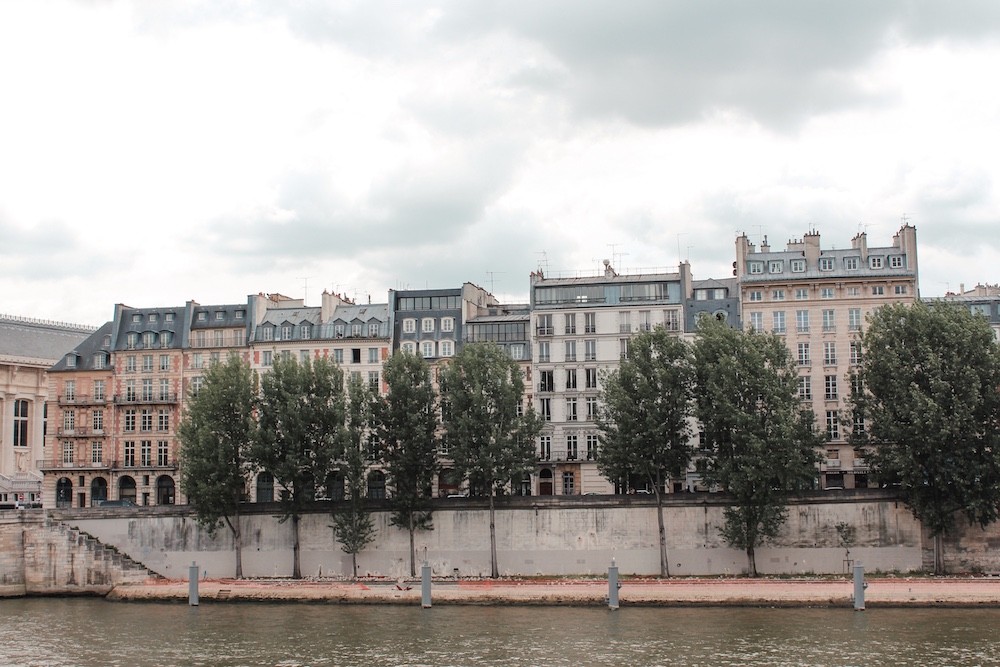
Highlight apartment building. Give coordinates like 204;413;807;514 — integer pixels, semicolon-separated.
735;225;919;489
529;260;693;495
1;315;94;507
941;283;1000;341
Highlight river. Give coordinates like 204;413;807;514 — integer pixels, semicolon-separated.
1;598;999;666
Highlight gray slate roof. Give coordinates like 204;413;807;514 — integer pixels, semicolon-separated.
0;316;96;365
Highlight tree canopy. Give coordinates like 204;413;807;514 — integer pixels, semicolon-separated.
598;328;695;576
693;317;821;576
439;342;541;578
178;354;258;578
849;300;1000;573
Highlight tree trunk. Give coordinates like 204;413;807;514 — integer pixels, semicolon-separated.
746;545;757;577
489;492;499;579
224;508;243;579
292;514;302;579
655;491;670;577
409;513;416;577
351;551;358;579
934;533;945;575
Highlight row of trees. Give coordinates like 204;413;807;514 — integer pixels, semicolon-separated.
179;343;540;579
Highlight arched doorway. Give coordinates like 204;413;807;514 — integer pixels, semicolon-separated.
56;477;73;508
156;476;175;505
367;470;386;499
539;469;553;496
256;471;274;502
90;478;108;506
118;476;137;504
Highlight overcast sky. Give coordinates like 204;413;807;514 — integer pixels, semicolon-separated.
3;1;999;327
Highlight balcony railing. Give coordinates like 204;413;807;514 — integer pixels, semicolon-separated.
57;394;107;406
113;393;179;405
536;326;554;336
37;459;111;471
56;426;106;437
825;459;841;470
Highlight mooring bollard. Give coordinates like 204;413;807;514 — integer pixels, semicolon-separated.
608;558;620;610
189;561;199;607
421;563;432;608
853;562;867;611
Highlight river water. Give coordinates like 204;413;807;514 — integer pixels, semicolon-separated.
1;598;999;666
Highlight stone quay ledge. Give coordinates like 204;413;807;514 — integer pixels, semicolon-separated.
105;576;1000;607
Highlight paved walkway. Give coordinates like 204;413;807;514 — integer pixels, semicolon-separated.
107;576;1000;607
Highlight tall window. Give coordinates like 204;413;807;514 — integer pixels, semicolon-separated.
562;472;575;495
848;308;862;331
584;339;597;361
796;310;810;333
126;355;136;372
772;311;786;333
62;441;74;464
142;379;153;401
158;441;170;466
368;371;379;391
538;341;550;363
539;435;551;460
141;410;153;432
826;411;840;440
93;409;104;432
586;434;599;460
585;368;598;389
584;312;596;334
566;398;578;421
539;370;553;392
13;400;29;447
619;338;629;359
797;343;810;365
565;369;577;390
564;340;577;362
823;342;837;365
368;348;380;363
158;409;170;431
619;312;631;333
663;310;680;332
93;380;105;401
421;341;434;358
540;398;551;422
822;310;836;332
566;435;578;461
141;441;152;467
825;375;838;400
91;441;103;464
63;410;75;432
124;441;136;467
564;313;576;334
537;314;553;335
159;379;170;400
749;312;763;331
440;341;453;357
799;376;812;400
586;397;598;421
850;341;861;365
65;380;76;401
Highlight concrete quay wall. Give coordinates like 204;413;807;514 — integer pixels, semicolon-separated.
47;492;935;579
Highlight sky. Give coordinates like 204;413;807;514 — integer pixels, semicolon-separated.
2;1;1000;327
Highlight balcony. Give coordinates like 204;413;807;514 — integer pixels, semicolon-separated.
37;459;111;472
114;393;179;405
796;326;810;333
823;325;837;333
56;426;105;437
57;394;107;406
825;459;841;470
536;327;554;336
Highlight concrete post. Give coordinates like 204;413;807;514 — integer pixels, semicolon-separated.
853;562;866;611
421;563;432;608
189;561;199;606
608;558;620;610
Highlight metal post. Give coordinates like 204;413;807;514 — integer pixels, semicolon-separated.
189;561;199;607
853;562;866;611
421;563;432;608
608;558;620;610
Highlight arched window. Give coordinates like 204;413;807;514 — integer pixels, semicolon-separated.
56;477;73;508
256;471;274;503
13;399;29;447
90;478;108;506
156;475;175;505
367;470;386;499
118;476;137;503
539;468;553;496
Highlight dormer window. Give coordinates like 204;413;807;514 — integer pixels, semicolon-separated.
149;313;158;323
127;332;138;349
197;312;207;322
870;256;884;269
819;257;834;271
66;355;76;368
235;310;245;320
261;327;273;341
769;261;783;274
890;255;904;268
749;262;764;274
845;257;859;270
94;353;105;369
281;325;293;340
790;259;806;273
216;311;225;320
301;325;312;340
132;314;142;323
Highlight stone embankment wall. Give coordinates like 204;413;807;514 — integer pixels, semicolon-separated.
0;512;156;597
44;491;936;579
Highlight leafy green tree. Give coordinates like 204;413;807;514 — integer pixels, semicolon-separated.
439;342;542;578
254;355;345;578
332;374;378;578
178;355;258;578
848;300;1000;574
597;328;695;577
379;350;439;577
693;317;821;576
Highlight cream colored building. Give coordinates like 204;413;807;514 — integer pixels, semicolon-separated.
736;225;919;489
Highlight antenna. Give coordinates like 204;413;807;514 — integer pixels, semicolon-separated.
901;213;910;226
676;233;688;265
534;251;549;274
486;271;505;295
607;244;628;272
299;277;312;305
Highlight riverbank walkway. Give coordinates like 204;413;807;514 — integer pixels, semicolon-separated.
107;576;1000;607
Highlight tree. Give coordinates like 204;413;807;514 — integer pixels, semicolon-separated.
597;328;695;577
379;350;439;577
254;355;345;578
331;374;378;578
178;355;257;578
693;317;821;576
849;300;1000;574
439;342;542;578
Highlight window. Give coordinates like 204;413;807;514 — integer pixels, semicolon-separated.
13;400;29;447
93;409;104;432
564;313;576;334
584;339;597;361
539;370;554;393
794;289;808;300
62;409;75;432
894;285;908;295
367;348;379;363
539;435;551;460
141;379;153;401
123;441;136;467
441;318;454;333
797;343;810;366
302;325;312;340
165;313;174;323
585;368;598;389
352;324;362;337
822;310;835;332
333;349;344;363
847;287;860;297
334;325;345;338
772;311;786;334
124;380;137;402
825;375;838;400
132;314;142;323
92;353;105;369
403;319;416;333
584;312;597;334
262;351;273;366
158;441;170;466
769;260;783;274
790;259;806;273
586;397;598;421
872;285;885;296
772;290;785;301
94;380;105;401
796;310;810;333
619;338;629;359
823;342;837;365
421;318;435;333
421;341;434;358
566;398;578;421
566;435;578;460
540;398;551;422
537;314;553;336
66;355;77;368
158;409;169;432
749;312;763;331
850;341;861;365
91;441;103;464
749;262;764;274
298;350;308;364
890;255;904;268
65;380;76;401
352;348;362;364
821;288;835;299
562;471;575;495
509;344;524;359
799;376;812;400
190;377;203;396
141;440;152;467
619;312;631;333
819;257;834;271
586;434;599;460
870;256;883;269
260;327;273;342
663;310;680;332
124;409;136;432
158;379;169;401
749;291;763;302
826;410;840;440
538;341;550;363
141;409;153;432
197;312;207;322
62;441;74;464
440;341;453;357
126;355;136;372
845;257;859;270
564;340;577;362
368;371;379;391
639;311;652;332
